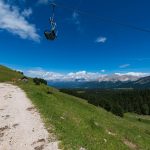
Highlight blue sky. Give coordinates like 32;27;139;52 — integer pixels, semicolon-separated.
0;0;150;81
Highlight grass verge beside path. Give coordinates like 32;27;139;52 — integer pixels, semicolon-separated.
18;81;150;150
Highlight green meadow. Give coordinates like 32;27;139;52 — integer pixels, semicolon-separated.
0;65;150;150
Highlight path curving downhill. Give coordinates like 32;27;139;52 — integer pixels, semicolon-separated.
0;83;59;150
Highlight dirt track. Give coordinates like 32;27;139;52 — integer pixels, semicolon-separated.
0;83;59;150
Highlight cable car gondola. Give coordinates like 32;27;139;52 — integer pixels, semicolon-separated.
44;3;57;40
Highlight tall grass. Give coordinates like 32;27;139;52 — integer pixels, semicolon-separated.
19;82;150;150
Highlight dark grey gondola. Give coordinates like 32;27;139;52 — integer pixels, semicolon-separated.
44;30;56;40
44;3;57;41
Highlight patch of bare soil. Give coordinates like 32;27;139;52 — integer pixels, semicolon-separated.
123;139;138;150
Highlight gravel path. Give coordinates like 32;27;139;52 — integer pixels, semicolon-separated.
0;83;59;150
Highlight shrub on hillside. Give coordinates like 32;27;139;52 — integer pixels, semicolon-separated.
18;71;24;75
47;90;53;94
33;78;47;85
21;76;28;79
15;70;24;75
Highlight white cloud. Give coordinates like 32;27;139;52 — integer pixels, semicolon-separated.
101;70;106;73
98;72;149;82
115;72;149;77
72;12;80;24
65;71;104;81
26;69;63;80
24;68;150;82
96;36;107;43
0;1;40;42
22;8;32;17
72;11;81;31
25;69;104;82
66;11;82;32
119;64;130;68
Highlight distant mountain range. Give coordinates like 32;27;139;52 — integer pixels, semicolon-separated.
123;76;150;88
48;76;150;89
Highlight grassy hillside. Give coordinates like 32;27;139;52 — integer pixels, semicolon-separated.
0;65;150;150
0;65;23;82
